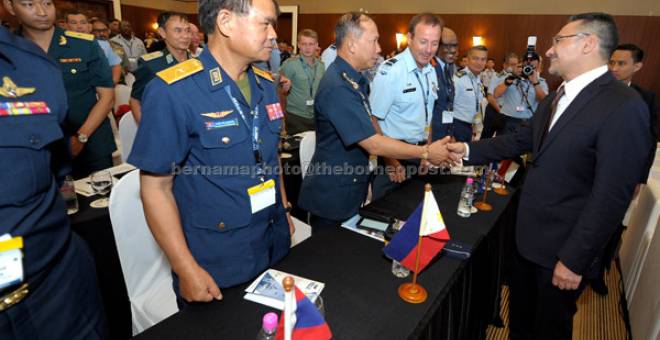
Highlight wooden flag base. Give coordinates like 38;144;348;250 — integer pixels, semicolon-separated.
474;201;493;211
493;186;509;196
398;282;428;304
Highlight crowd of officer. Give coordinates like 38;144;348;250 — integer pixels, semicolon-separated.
1;0;656;339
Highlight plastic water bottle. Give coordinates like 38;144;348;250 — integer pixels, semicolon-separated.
457;178;474;218
257;312;278;340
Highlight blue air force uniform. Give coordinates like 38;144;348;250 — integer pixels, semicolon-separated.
491;75;548;134
370;48;438;143
430;57;455;141
131;49;189;102
0;27;107;340
369;48;438;200
298;56;377;222
128;48;290;295
44;27;116;178
449;69;485;142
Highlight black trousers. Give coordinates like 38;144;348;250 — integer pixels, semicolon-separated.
509;248;586;340
480;104;505;139
309;214;342;235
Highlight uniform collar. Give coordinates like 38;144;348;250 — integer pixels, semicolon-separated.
400;47;433;75
49;27;69;51
197;48;264;105
334;56;366;86
2;26;60;73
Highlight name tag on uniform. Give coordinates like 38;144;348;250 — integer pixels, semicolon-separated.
306;99;314;106
0;235;24;290
442;110;454;124
247;179;276;213
403;87;417;93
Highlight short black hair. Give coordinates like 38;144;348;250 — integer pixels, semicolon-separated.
65;10;88;22
335;12;372;49
468;45;488;56
199;0;279;35
568;12;619;61
157;12;189;30
90;18;109;27
614;43;644;63
407;13;443;37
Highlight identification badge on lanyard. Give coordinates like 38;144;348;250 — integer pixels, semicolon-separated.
0;235;24;290
306;99;314;106
247;179;276;214
442;110;454;124
424;125;431;140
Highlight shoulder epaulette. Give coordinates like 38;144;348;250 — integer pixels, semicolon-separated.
64;30;94;41
141;51;163;61
455;70;466;78
330;44;336;50
384;58;398;66
156;59;203;85
497;71;508;77
252;66;274;82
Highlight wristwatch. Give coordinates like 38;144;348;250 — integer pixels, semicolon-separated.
77;132;89;144
532;81;540;86
284;201;293;213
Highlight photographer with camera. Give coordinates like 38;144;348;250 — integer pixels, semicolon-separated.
492;37;548;134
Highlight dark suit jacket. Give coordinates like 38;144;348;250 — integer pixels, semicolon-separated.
468;71;652;276
631;84;657;182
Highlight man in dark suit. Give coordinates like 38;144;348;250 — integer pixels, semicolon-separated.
610;43;658;175
448;13;652;339
430;27;458;141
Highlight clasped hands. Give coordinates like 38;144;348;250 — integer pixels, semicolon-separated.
420;137;469;168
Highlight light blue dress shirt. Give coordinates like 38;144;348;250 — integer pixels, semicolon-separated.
369;48;438;143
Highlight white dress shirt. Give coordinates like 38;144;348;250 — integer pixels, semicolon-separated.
549;65;608;130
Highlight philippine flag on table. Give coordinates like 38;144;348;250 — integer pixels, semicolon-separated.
383;189;451;273
275;287;332;340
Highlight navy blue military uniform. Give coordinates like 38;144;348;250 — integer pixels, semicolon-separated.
298;56;376;225
45;27;116;178
130;49;189;102
128;48;290;298
430;56;455;141
0;27;107;340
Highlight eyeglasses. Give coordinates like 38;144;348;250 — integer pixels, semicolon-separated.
441;43;458;50
552;32;590;46
92;29;109;33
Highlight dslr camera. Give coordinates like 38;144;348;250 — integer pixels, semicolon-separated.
521;36;539;78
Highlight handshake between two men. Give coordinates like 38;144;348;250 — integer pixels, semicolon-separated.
418;137;470;169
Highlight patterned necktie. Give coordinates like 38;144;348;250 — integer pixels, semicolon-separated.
540;85;565;145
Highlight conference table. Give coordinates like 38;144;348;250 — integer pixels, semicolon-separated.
133;174;518;340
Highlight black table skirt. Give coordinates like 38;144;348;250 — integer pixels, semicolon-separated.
69;194;132;340
132;174;519;340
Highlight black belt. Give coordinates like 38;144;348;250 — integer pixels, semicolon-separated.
399;139;428;146
0;234;70;311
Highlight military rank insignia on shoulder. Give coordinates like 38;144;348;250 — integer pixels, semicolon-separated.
380;57;398;75
156;59;203;85
455;70;467;78
64;30;94;41
141;51;163;61
252;66;274;82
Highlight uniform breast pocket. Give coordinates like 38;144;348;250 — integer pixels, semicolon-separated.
0;115;63;205
198;123;250;166
62;63;90;87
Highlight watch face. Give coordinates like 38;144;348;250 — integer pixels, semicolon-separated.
78;134;88;143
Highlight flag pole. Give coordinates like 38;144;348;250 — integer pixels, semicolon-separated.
283;276;296;340
398;184;430;304
474;166;493;211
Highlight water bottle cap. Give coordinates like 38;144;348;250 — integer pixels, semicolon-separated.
262;312;278;331
466;178;474;184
